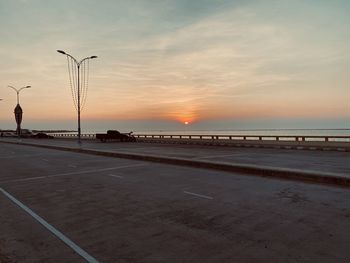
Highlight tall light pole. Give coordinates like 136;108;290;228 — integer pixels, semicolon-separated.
57;50;97;145
8;85;31;137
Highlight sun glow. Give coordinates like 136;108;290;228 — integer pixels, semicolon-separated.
174;115;195;125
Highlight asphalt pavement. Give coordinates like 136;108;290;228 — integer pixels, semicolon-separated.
2;137;350;188
1;142;350;262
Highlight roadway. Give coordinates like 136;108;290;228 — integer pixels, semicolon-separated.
1;142;350;262
1;138;350;176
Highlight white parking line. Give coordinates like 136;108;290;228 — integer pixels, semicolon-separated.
0;187;99;263
42;159;49;162
183;191;213;200
0;163;147;184
108;174;123;179
68;165;77;168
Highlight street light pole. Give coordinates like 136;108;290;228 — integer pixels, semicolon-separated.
57;50;97;145
0;99;2;135
8;85;31;137
77;63;81;142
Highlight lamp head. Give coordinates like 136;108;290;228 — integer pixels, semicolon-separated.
90;56;98;59
57;50;66;55
25;86;31;89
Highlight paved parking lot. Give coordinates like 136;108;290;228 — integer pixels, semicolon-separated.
1;143;350;262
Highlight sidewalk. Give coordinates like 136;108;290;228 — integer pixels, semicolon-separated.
1;138;350;187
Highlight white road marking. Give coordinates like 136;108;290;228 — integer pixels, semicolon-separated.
127;147;158;151
195;153;244;160
0;163;147;184
6;176;47;183
183;191;213;200
0;187;99;263
0;153;43;159
108;174;123;179
42;159;49;162
85;147;151;151
68;165;77;168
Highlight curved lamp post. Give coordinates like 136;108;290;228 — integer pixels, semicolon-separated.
8;85;31;104
57;50;97;144
8;85;31;137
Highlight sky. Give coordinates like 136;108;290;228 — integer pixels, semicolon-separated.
0;0;350;131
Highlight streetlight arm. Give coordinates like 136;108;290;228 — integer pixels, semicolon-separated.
57;50;97;65
8;85;31;104
18;86;31;93
8;85;18;93
57;50;79;65
78;56;98;66
66;53;79;65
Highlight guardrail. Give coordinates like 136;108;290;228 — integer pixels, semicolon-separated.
51;133;350;142
52;133;96;139
133;134;350;142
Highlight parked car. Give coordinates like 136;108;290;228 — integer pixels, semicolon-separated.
20;129;34;138
96;130;136;142
1;132;16;137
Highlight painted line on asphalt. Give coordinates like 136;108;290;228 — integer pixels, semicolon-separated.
0;163;147;184
0;153;43;159
42;159;49;162
195;153;245;160
68;165;77;168
108;174;123;179
0;187;99;263
5;176;48;183
85;147;153;152
183;191;213;200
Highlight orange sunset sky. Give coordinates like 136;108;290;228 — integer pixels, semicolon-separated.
0;0;349;131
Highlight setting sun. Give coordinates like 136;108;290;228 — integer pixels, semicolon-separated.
184;121;189;125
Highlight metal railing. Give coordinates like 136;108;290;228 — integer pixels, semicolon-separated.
133;134;350;142
51;133;96;139
50;133;350;142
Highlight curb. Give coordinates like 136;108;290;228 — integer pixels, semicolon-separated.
1;140;350;188
136;139;350;152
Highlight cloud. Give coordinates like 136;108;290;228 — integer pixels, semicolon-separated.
1;0;350;128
